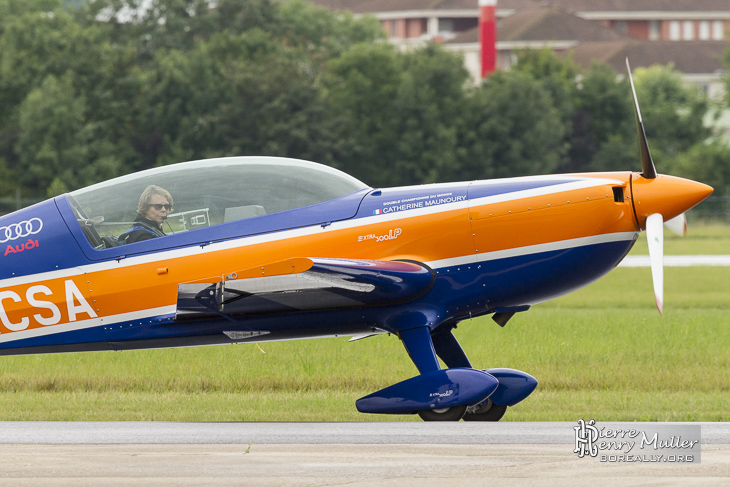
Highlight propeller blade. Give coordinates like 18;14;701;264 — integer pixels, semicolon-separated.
664;213;687;237
646;213;664;315
626;58;657;179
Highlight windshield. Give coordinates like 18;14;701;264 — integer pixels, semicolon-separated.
69;157;368;248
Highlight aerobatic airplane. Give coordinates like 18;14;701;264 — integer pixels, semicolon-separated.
0;62;713;420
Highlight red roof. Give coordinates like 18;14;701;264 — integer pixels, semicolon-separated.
543;0;730;13
305;0;539;14
306;0;730;14
569;40;728;74
449;7;625;43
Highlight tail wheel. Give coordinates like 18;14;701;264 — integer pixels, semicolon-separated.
462;399;507;421
417;405;468;422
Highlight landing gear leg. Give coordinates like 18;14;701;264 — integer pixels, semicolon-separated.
356;325;507;420
399;327;470;422
432;323;511;422
431;323;471;368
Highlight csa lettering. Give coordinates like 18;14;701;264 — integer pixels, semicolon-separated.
0;280;97;332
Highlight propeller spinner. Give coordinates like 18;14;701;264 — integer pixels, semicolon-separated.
625;59;713;314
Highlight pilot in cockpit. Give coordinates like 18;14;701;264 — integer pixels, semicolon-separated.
118;185;173;244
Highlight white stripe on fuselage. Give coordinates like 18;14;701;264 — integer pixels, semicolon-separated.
426;232;638;269
0;176;633;345
467;177;623;208
0;305;176;344
2;176;622;286
1;231;637;345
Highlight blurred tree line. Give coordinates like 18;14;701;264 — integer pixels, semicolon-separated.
0;0;728;200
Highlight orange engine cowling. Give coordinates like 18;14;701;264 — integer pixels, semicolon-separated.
630;173;713;230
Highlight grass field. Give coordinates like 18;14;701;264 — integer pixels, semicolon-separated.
0;227;728;421
630;222;730;255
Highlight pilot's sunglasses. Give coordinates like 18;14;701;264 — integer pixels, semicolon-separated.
149;204;173;211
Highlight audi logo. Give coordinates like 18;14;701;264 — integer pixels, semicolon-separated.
0;218;43;243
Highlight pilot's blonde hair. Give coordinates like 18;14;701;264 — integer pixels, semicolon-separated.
137;185;173;215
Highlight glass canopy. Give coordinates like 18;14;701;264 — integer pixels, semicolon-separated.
69;156;368;247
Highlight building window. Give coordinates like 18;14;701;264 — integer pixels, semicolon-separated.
439;18;455;34
615;21;627;34
406;18;426;38
499;51;513;70
669;21;680;40
699;21;710;40
386;20;398;38
683;20;694;40
712;20;724;40
649;20;660;40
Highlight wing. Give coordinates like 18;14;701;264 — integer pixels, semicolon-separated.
175;257;434;321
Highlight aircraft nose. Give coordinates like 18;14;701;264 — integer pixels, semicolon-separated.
630;174;713;230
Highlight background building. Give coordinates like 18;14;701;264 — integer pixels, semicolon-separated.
309;0;730;97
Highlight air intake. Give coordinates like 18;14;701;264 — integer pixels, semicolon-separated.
612;187;625;203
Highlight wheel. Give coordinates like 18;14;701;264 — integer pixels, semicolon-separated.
417;405;468;422
462;399;507;421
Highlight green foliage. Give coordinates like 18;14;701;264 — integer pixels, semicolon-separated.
458;70;566;179
0;0;385;195
0;158;15;196
327;43;469;186
0;0;59;28
512;55;715;176
0;0;721;199
513;48;577;123
213;45;344;164
587;133;636;173
278;0;385;60
634;64;711;159
0;1;129;195
668;138;730;190
725;46;730;106
514;48;579;82
16;73;124;193
17;73;87;191
567;63;634;172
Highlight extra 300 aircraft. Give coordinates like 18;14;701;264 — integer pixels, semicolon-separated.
0;62;713;420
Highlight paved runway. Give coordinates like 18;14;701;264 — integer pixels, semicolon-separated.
0;422;728;486
1;421;730;445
